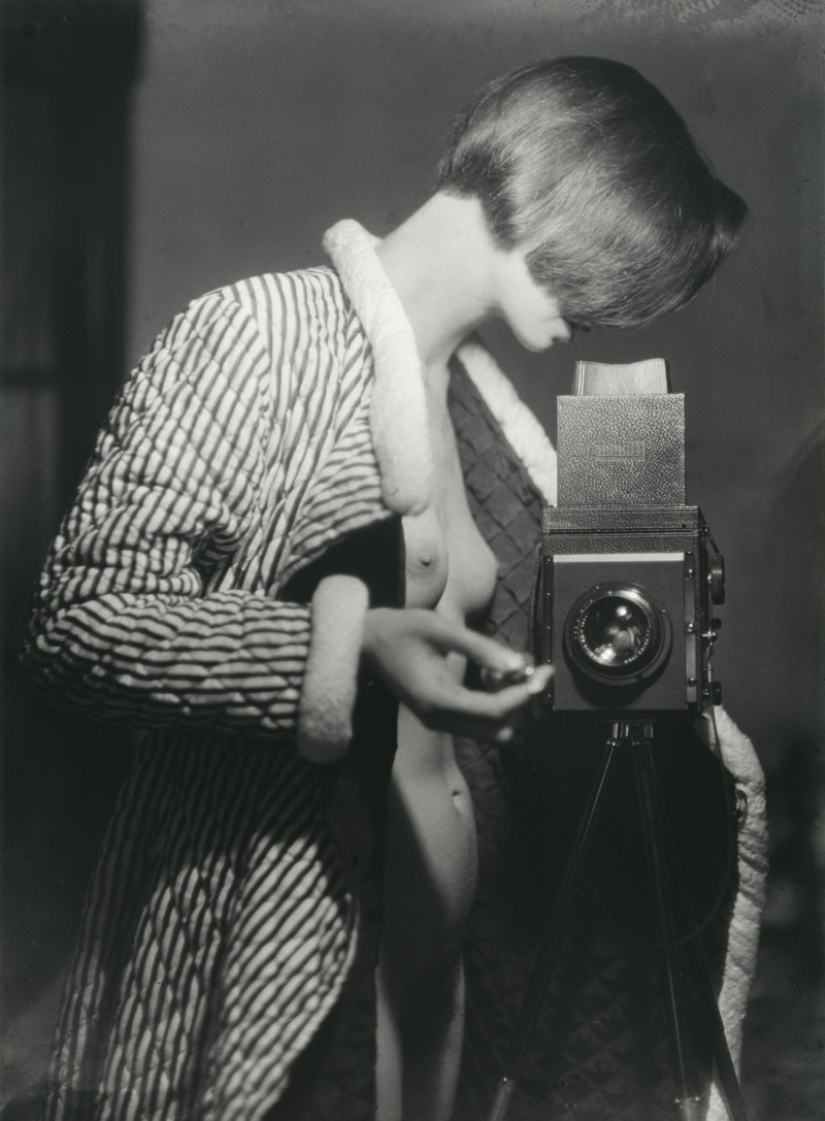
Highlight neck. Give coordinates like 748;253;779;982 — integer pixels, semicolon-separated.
375;193;502;374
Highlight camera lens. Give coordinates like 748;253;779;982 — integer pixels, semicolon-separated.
580;597;650;666
564;583;672;686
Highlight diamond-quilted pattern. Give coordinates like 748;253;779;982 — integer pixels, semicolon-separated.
448;358;735;1120
481;486;531;532
463;462;501;503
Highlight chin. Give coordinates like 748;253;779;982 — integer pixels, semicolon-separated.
517;333;554;354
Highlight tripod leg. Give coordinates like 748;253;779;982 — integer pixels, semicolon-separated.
635;741;705;1121
636;742;752;1121
681;922;753;1121
487;731;621;1121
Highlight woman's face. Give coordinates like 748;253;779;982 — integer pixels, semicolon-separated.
495;247;573;353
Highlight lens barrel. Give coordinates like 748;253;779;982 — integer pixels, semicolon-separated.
564;583;672;686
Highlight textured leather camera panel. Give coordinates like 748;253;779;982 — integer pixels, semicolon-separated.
540;506;713;712
557;394;686;506
547;554;689;712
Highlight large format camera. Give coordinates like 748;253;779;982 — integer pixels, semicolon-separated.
489;364;747;1121
536;361;726;715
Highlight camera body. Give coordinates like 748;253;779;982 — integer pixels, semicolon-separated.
537;386;725;715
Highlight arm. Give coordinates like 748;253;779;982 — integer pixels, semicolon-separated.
22;287;546;758
21;290;317;741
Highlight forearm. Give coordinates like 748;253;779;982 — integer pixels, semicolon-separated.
22;589;312;738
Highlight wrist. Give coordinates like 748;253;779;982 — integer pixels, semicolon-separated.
361;606;410;682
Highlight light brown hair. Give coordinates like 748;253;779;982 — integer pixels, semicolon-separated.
436;58;747;329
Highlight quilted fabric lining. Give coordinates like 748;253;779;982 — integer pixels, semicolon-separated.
245;353;737;1121
448;355;737;1121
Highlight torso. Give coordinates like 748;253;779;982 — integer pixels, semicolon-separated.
393;360;497;862
376;365;499;1121
401;368;499;742
403;366;498;622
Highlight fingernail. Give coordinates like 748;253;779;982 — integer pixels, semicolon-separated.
483;658;533;691
526;665;552;695
505;654;530;674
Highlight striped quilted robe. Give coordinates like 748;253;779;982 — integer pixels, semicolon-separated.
22;220;767;1120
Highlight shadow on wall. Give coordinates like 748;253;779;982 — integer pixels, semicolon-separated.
740;423;825;1119
742;729;825;1121
1;2;143;1113
762;423;825;755
760;420;825;958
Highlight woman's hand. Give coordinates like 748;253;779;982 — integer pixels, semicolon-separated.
361;607;551;744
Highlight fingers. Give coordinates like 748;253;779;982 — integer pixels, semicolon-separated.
366;607;529;677
425;613;528;674
362;607;552;744
417;665;553;743
469;666;553;715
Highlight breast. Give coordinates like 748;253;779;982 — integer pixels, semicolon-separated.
402;382;500;622
402;501;498;621
403;507;449;610
439;508;499;623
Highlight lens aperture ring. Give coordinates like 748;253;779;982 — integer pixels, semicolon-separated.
564;582;672;686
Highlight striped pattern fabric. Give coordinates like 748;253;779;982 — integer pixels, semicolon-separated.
24;269;387;736
21;222;766;1121
22;266;397;1120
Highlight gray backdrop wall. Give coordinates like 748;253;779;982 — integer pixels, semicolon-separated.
1;1;822;1116
128;0;823;768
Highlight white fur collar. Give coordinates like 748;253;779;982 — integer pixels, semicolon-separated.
322;218;557;512
456;338;557;505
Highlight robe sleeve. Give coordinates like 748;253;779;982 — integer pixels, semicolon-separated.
700;706;768;1120
20;288;367;758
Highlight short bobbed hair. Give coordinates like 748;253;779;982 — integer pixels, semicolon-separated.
436;58;747;329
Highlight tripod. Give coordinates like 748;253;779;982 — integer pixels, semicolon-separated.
487;720;751;1121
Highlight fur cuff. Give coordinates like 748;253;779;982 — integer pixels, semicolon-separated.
297;575;370;763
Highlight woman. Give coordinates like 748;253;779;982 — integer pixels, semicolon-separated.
22;58;764;1121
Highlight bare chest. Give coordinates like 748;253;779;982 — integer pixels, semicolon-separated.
402;389;498;622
